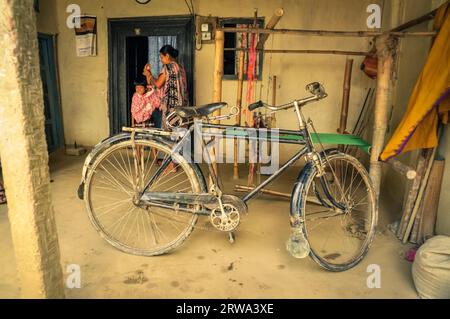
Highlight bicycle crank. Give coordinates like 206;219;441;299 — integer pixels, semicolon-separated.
209;195;248;232
210;203;240;232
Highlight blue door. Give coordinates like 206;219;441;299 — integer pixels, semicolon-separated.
38;34;64;153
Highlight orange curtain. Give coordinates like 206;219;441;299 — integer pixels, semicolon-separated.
380;4;450;161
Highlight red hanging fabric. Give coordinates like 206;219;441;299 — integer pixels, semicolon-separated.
244;32;257;127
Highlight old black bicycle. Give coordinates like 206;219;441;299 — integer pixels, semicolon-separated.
78;82;377;272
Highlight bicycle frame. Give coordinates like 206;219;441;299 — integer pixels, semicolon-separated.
135;118;344;212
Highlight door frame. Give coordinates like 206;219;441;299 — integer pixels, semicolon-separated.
108;15;195;135
38;33;65;153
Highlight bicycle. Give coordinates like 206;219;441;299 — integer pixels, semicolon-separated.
78;82;377;272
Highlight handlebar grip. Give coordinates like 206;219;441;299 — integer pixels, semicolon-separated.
249;101;263;111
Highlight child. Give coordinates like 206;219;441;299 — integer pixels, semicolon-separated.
131;77;158;127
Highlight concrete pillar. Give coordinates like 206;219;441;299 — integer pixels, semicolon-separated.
0;0;65;298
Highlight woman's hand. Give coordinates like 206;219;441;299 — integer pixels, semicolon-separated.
143;63;152;76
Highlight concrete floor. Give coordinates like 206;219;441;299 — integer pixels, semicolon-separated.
0;153;418;298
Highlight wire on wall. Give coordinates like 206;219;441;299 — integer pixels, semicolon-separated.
185;0;195;16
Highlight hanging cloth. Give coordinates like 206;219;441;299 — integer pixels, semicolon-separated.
380;3;450;161
244;31;258;127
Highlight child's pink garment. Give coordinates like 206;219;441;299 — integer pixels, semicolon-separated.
131;89;160;123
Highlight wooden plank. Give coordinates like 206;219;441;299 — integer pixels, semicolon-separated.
403;148;437;243
410;192;424;243
410;160;444;243
418;159;445;244
397;149;430;239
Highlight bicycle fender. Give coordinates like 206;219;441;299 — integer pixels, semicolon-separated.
289;148;340;227
290;162;314;228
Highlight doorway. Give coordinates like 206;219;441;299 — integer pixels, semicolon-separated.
38;33;64;153
108;16;194;135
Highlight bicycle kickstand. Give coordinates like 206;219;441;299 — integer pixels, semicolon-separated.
228;232;236;244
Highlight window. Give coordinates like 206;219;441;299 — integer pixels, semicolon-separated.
220;18;264;80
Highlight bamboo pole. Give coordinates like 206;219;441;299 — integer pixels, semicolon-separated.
391;8;438;32
233;48;245;180
339;59;354;134
234;185;324;206
272;76;277;106
218;27;436;38
213;30;225;115
211;30;224;177
224;48;368;56
235;185;291;199
256;8;284;50
386;158;417;180
369;35;398;197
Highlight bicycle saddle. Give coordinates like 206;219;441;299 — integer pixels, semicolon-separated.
175;102;227;119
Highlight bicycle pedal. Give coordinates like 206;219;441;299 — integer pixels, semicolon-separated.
228;232;236;244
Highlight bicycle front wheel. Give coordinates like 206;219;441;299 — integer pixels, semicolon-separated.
299;152;377;271
84;138;206;256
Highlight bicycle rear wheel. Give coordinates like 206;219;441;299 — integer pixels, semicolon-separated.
84;138;206;256
300;152;377;271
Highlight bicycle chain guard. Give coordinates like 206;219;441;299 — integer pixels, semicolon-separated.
209;195;248;232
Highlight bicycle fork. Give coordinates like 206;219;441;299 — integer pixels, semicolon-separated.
285;102;347;259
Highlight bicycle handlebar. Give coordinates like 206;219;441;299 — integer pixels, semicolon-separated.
248;101;264;111
248;93;328;113
248;82;327;112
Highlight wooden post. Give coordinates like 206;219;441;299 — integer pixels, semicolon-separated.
233;48;245;180
370;35;398;197
339;58;354;134
256;8;284;50
213;30;225;115
211;30;224;177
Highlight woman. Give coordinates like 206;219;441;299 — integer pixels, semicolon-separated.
143;44;189;128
